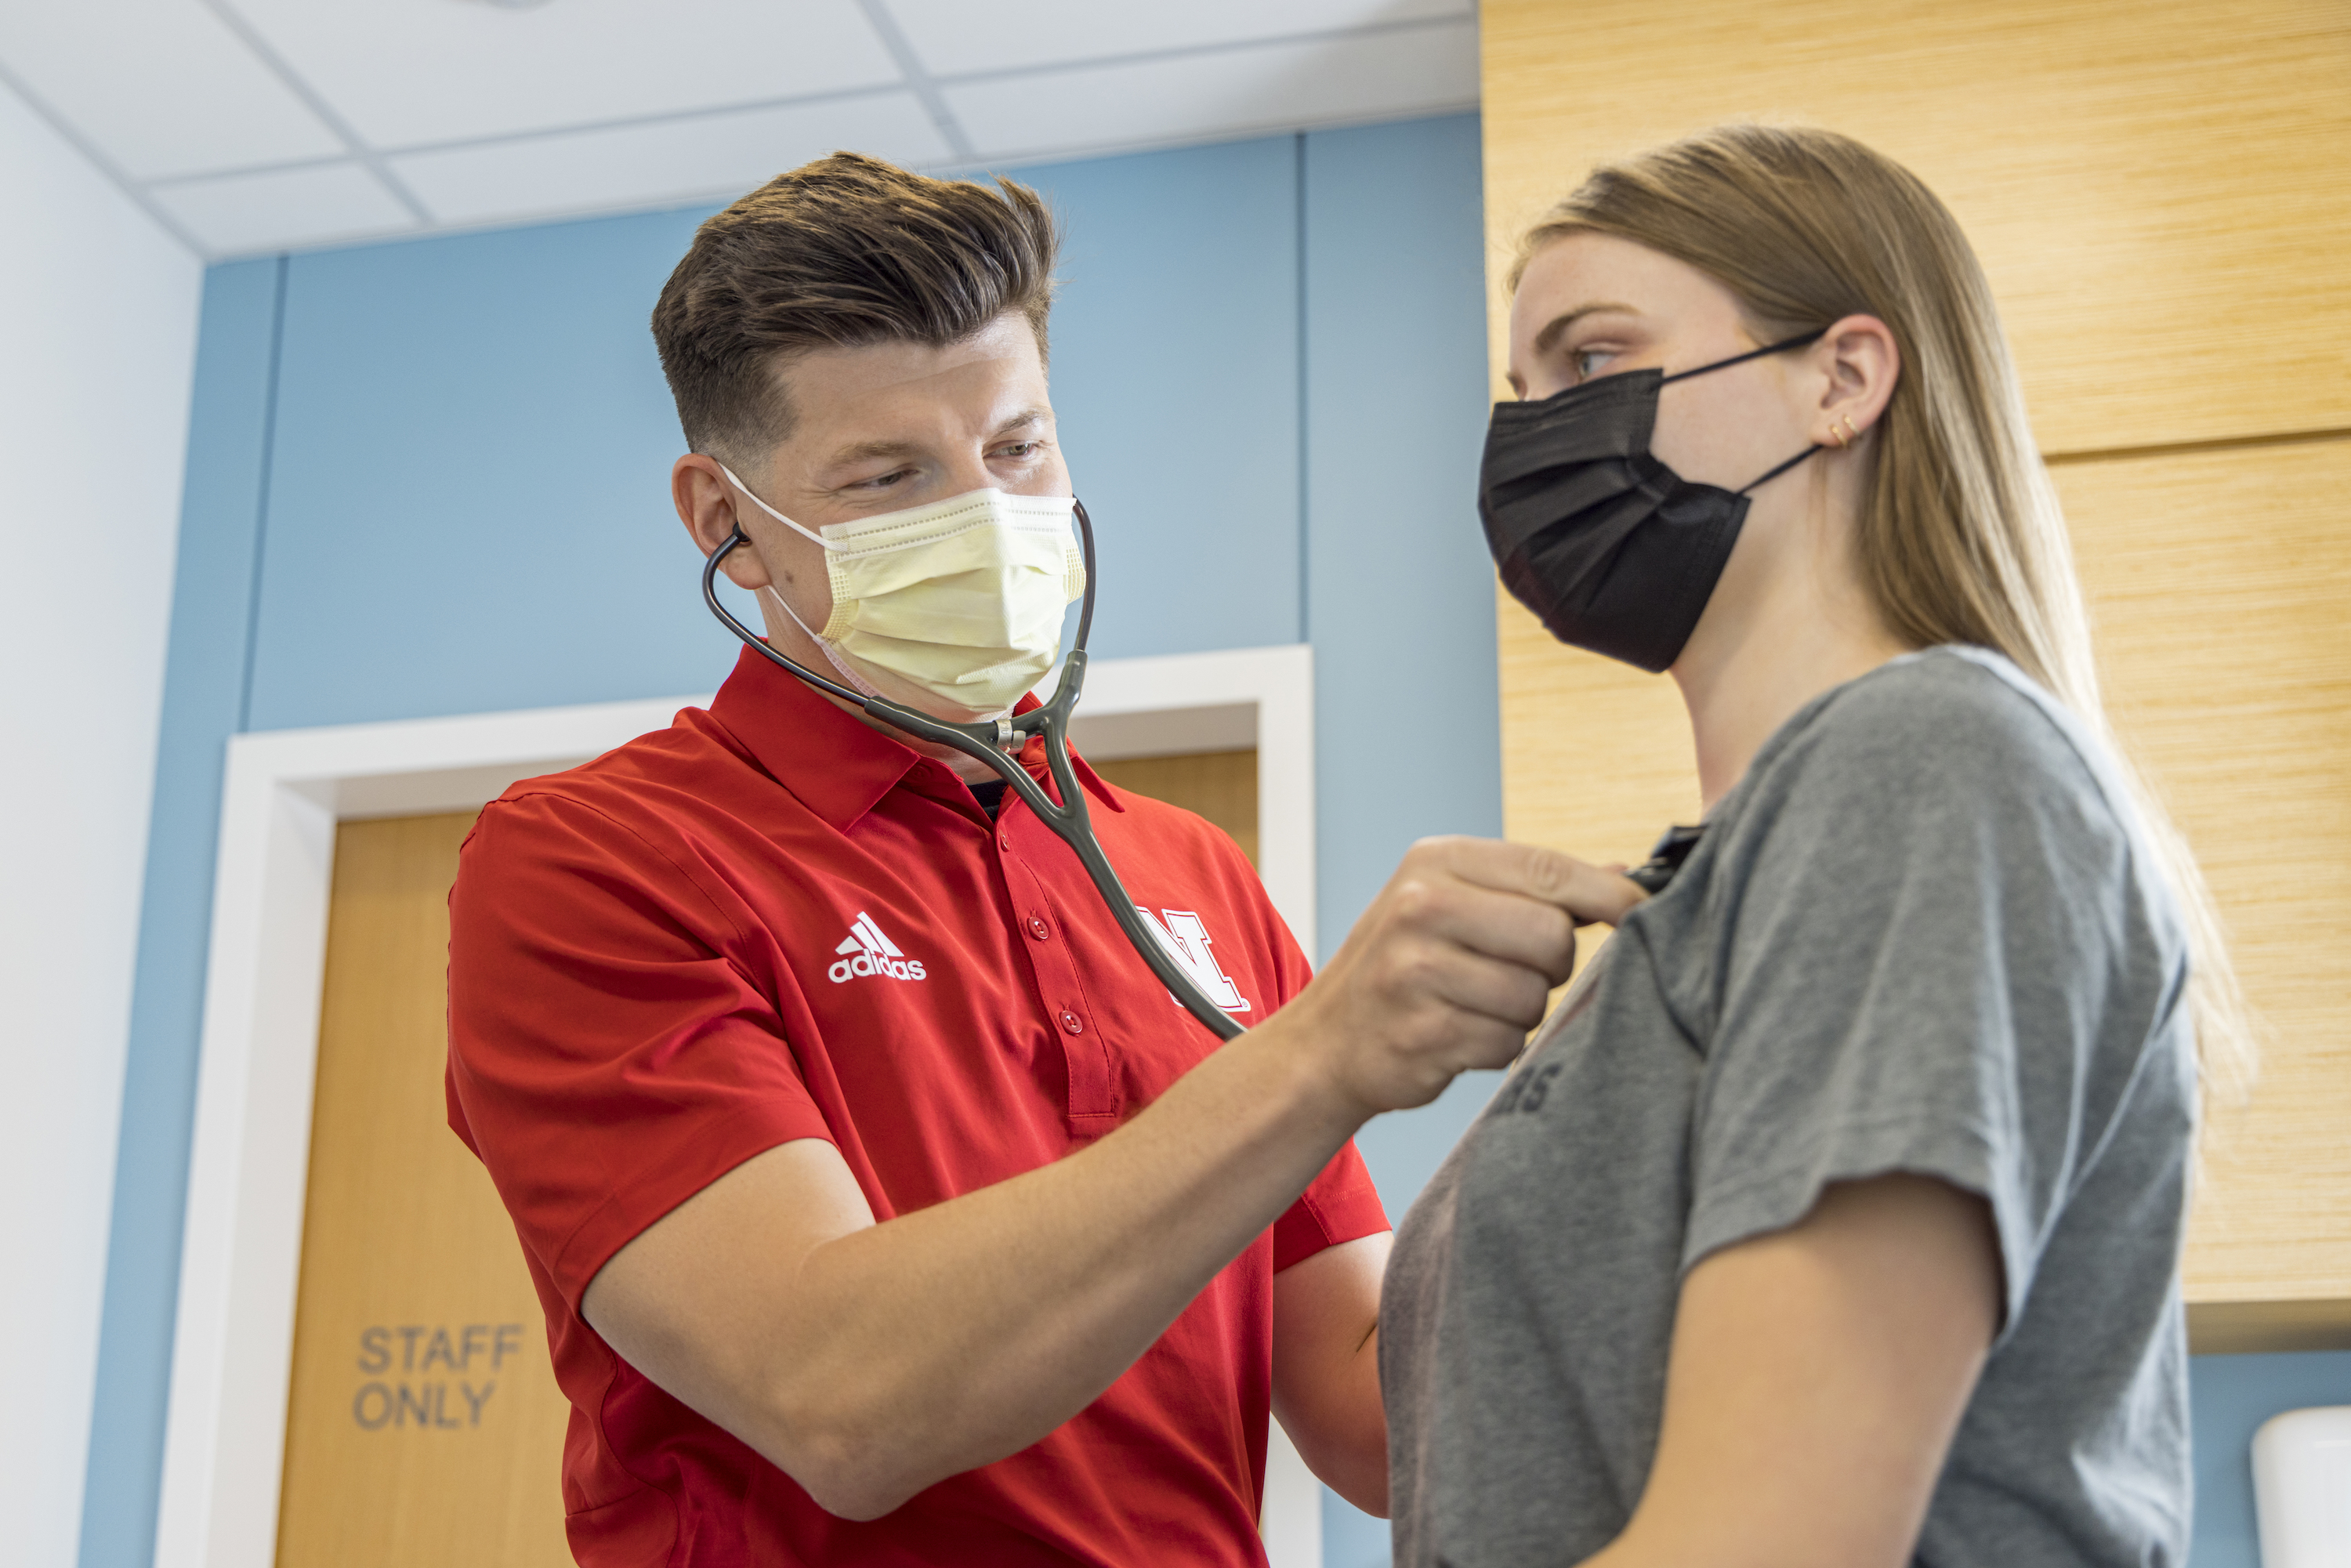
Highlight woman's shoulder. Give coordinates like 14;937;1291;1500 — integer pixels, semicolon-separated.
1762;646;2107;802
1724;645;2151;880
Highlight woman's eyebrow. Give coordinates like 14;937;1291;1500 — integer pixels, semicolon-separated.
1531;302;1639;358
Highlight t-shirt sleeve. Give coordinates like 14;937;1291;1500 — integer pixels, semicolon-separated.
446;791;833;1313
1682;664;2146;1333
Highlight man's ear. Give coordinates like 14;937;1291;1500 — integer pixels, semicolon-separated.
1812;314;1900;449
672;454;773;592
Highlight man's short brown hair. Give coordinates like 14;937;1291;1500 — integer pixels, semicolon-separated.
650;152;1060;465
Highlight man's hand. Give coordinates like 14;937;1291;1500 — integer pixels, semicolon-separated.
1271;836;1646;1117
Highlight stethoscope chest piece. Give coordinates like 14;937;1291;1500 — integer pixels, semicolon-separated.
1625;824;1704;894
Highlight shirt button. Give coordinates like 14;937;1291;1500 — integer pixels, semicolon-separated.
999;831;1012;851
1059;1009;1085;1035
1027;916;1052;941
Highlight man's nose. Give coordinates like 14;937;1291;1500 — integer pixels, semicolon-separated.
940;453;998;495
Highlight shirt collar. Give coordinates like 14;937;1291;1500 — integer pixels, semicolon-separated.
704;645;1124;830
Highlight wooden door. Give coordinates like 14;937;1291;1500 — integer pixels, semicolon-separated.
1090;748;1260;867
276;810;572;1568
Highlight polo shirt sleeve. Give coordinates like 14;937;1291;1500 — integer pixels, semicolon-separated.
1275;1143;1389;1271
446;790;834;1313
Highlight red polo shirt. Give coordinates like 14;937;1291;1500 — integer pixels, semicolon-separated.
445;645;1387;1567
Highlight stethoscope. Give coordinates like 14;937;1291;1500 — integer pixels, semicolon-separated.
702;500;1249;1042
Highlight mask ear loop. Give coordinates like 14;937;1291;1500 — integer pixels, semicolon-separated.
1653;327;1835;495
1737;444;1823;495
1658;328;1827;386
715;462;835;549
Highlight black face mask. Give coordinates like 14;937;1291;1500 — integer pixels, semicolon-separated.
1477;331;1825;673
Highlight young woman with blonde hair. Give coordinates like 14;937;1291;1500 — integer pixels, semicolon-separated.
1379;125;2248;1567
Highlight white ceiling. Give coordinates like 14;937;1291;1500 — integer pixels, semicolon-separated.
0;0;1480;259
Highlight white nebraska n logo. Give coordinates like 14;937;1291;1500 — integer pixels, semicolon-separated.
1134;908;1250;1013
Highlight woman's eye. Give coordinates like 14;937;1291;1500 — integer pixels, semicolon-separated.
1573;349;1614;381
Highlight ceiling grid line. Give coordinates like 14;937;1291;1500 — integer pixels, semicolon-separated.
3;2;1481;259
147;151;359;192
141;14;1474;193
932;13;1477;89
0;51;205;255
853;0;978;161
196;0;436;225
141;80;918;190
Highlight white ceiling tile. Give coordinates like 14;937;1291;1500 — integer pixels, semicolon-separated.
945;22;1478;162
388;92;955;229
886;0;1473;78
150;161;418;255
0;2;342;180
226;0;903;150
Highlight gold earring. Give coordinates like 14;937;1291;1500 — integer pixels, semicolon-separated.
1839;415;1861;443
1828;424;1849;448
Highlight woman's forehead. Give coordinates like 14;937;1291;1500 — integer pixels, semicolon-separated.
1516;234;1734;329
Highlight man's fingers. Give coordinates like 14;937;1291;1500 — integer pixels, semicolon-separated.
1375;875;1578;983
1407;835;1648;928
1399;942;1559;1034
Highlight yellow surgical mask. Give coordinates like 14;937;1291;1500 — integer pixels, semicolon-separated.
719;465;1087;724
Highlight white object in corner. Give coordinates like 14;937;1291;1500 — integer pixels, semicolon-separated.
2254;1405;2351;1568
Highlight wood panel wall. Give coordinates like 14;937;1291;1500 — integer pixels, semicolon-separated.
1483;0;2351;1350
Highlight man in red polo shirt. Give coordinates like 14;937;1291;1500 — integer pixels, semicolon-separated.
446;154;1636;1566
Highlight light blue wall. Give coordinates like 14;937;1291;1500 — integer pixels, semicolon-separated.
75;111;2343;1568
1037;136;1307;660
1298;115;1502;1567
250;214;711;729
2191;1351;2351;1568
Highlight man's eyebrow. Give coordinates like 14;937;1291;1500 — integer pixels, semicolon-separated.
820;436;922;469
1531;302;1639;358
817;408;1052;471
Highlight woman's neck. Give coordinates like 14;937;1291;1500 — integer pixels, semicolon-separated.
1672;526;1913;813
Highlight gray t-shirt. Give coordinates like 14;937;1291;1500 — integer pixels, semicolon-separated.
1382;646;2197;1568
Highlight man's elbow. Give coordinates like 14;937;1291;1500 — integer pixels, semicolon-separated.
798;1463;913;1524
1284;1405;1389;1518
1308;1440;1388;1519
752;1389;927;1522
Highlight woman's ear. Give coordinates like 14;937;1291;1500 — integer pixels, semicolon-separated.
672;454;774;591
1813;314;1900;450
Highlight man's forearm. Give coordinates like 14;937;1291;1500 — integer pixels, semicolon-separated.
743;1012;1367;1515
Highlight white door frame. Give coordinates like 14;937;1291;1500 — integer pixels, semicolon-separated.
154;643;1320;1568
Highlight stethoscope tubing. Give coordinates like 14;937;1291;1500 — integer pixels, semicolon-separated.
701;498;1248;1042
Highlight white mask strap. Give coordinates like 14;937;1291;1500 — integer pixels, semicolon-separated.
716;462;832;549
761;585;883;699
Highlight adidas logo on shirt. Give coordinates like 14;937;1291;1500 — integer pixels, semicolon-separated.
828;911;928;984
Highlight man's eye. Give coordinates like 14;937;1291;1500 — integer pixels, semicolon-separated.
995;441;1041;459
